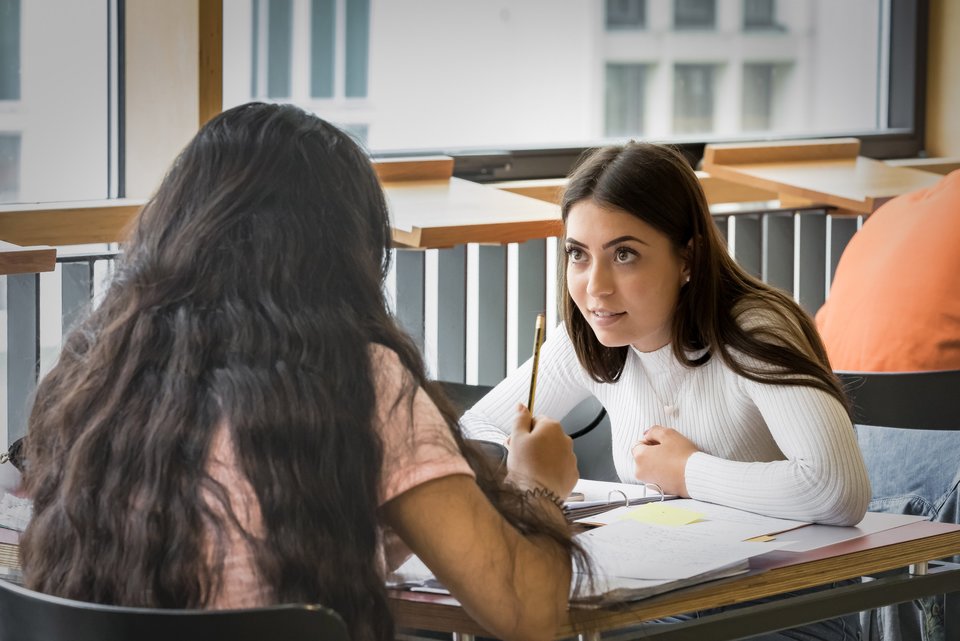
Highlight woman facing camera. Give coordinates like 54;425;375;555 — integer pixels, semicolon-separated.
462;142;871;640
463;141;870;526
21;103;586;641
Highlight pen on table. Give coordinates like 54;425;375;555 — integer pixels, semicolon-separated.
527;313;546;414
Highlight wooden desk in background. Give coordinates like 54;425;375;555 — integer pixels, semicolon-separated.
702;138;943;215
0;158;561;251
391;520;960;641
378;156;561;248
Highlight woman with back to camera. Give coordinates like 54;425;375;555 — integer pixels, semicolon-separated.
21;103;587;641
462;142;871;639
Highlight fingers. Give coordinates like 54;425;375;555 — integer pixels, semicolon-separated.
512;403;533;435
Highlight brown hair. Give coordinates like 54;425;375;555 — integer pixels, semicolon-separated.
559;141;846;406
21;103;586;641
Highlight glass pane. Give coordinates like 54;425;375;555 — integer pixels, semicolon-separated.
607;0;646;30
311;0;335;98
0;0;109;204
605;64;645;137
744;0;778;30
222;0;888;152
267;0;293;98
675;0;716;29
345;0;369;98
673;64;715;134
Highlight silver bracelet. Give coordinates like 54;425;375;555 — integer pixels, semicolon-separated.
524;486;566;510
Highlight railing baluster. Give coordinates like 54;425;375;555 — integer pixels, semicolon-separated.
61;260;94;333
476;245;507;386
762;212;795;297
516;239;546;370
436;246;467;383
394;250;425;352
795;210;827;314
6;273;40;447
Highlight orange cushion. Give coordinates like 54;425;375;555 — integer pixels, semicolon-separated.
816;169;960;372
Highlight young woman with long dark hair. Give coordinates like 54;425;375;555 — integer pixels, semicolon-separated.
464;141;870;525
462;142;871;640
21;103;587;641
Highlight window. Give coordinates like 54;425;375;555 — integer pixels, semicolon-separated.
223;0;923;170
742;63;782;131
310;0;370;99
607;0;646;30
0;0;19;101
251;0;293;98
605;64;646;137
743;0;779;31
673;64;715;134
0;134;19;201
240;0;370;134
675;0;716;30
0;0;111;204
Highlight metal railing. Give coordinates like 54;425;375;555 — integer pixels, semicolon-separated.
1;204;862;449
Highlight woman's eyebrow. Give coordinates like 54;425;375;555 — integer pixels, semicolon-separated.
564;238;587;248
602;235;649;249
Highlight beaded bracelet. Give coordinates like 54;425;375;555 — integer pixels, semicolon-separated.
524;486;566;511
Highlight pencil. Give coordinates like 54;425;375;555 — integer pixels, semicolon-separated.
527;313;546;413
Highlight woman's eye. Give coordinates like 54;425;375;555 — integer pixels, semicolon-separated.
566;247;585;262
615;248;636;263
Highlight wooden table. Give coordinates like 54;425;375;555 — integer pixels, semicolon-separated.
390;520;960;641
378;157;561;249
701;138;942;215
0;240;56;276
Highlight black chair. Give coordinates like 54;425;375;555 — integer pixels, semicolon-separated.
0;578;350;641
836;369;960;641
837;369;960;431
436;381;618;481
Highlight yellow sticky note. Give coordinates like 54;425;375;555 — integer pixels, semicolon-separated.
744;534;777;543
619;503;704;526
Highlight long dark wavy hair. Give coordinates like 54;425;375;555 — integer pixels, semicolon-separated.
21;103;584;641
560;142;847;406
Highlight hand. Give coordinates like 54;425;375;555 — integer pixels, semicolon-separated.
631;425;699;497
506;404;578;499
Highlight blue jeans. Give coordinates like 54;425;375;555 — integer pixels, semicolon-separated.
856;426;960;641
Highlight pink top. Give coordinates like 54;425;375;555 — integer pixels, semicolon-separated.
202;345;475;608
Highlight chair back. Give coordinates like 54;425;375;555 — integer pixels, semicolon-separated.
0;578;350;641
836;369;960;430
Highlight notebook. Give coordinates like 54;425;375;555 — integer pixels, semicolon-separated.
565;479;678;521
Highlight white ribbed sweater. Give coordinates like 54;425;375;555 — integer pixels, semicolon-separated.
461;326;871;526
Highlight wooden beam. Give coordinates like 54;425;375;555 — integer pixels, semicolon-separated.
0;241;56;276
374;156;454;183
703;138;861;166
198;0;223;127
0;200;144;246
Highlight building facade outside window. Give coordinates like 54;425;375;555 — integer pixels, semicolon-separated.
245;0;370;140
606;0;646;30
0;0;20;101
673;63;716;134
0;134;19;202
605;63;647;137
743;0;779;30
675;0;716;30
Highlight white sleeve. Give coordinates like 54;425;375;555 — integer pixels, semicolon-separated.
684;372;872;526
459;325;595;444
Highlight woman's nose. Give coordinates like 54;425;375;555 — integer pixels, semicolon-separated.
586;263;614;298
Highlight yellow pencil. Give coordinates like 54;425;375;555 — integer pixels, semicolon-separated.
527;313;546;413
